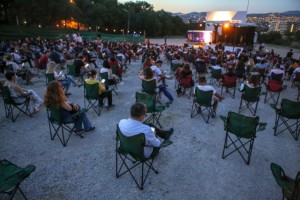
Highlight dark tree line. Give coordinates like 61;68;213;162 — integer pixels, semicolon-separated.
0;0;188;37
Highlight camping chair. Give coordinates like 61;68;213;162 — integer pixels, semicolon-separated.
190;88;214;123
221;75;237;98
264;79;283;105
84;82;108;115
238;85;262;116
210;68;222;87
174;67;183;89
46;106;84;147
270;99;300;140
67;64;83;84
0;159;36;200
171;63;181;76
257;68;267;84
99;72;118;95
115;125;159;190
220;111;267;165
33;59;46;78
45;73;55;85
1;86;32;122
270;163;300;200
142;79;162;104
135;92;165;128
5;64;25;85
177;74;194;99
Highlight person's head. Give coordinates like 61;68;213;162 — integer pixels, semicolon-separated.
130;102;147;121
103;59;110;69
6;54;13;61
143;67;154;79
46;61;56;73
248;74;259;88
44;80;67;108
156;60;163;67
5;71;16;81
88;69;97;79
183;63;191;72
198;75;207;84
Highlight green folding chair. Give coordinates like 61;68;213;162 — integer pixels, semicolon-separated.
135;92;165;128
0;86;32;122
47;106;84;147
221;75;237;98
142;79;162;104
210;68;222;87
45;73;55;85
115;125;159;190
190;88;214;123
238;85;262;116
270;163;300;200
0;159;36;200
67;64;83;84
84;82;108;115
220;111;267;165
99;72;118;95
270;99;300;140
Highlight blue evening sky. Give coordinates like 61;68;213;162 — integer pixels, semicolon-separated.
118;0;300;14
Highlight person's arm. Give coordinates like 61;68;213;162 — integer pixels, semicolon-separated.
11;84;26;96
144;127;160;147
61;101;79;112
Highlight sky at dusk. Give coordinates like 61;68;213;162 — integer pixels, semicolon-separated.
118;0;300;14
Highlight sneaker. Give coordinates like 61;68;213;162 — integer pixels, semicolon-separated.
85;127;95;133
74;129;84;134
77;83;82;87
65;92;71;96
165;128;174;139
108;104;115;108
211;110;216;118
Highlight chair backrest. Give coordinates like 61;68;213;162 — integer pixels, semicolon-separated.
46;73;55;84
110;64;118;75
180;74;194;88
5;64;14;71
171;63;181;73
67;64;76;77
267;80;283;92
47;106;63;125
223;75;237;87
294;72;300;82
226;111;259;139
1;86;14;105
280;99;300;118
142;79;157;95
194;87;213;107
257;68;266;76
116;125;145;161
116;56;123;62
211;68;222;79
84;82;99;100
99;72;109;81
0;159;36;192
135;92;156;113
271;73;283;81
242;85;261;102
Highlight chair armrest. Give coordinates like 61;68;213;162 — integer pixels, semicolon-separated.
257;122;267;132
270;104;279;111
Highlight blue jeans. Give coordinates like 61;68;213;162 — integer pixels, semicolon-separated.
60;75;77;91
158;84;173;101
61;109;92;131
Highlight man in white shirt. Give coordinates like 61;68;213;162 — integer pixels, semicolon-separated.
194;75;224;117
119;103;173;158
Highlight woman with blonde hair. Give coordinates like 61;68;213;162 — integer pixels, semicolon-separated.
44;81;95;133
46;61;80;95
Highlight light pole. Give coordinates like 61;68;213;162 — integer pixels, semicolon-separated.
123;9;130;34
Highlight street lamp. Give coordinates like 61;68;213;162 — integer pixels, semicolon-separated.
122;9;130;34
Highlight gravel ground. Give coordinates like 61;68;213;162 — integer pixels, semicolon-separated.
0;44;300;199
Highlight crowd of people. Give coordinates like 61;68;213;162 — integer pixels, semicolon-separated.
0;35;300;150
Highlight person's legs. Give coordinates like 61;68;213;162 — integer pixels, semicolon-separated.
104;90;113;106
66;75;77;87
147;123;172;139
60;80;71;92
159;85;174;101
80;112;93;130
